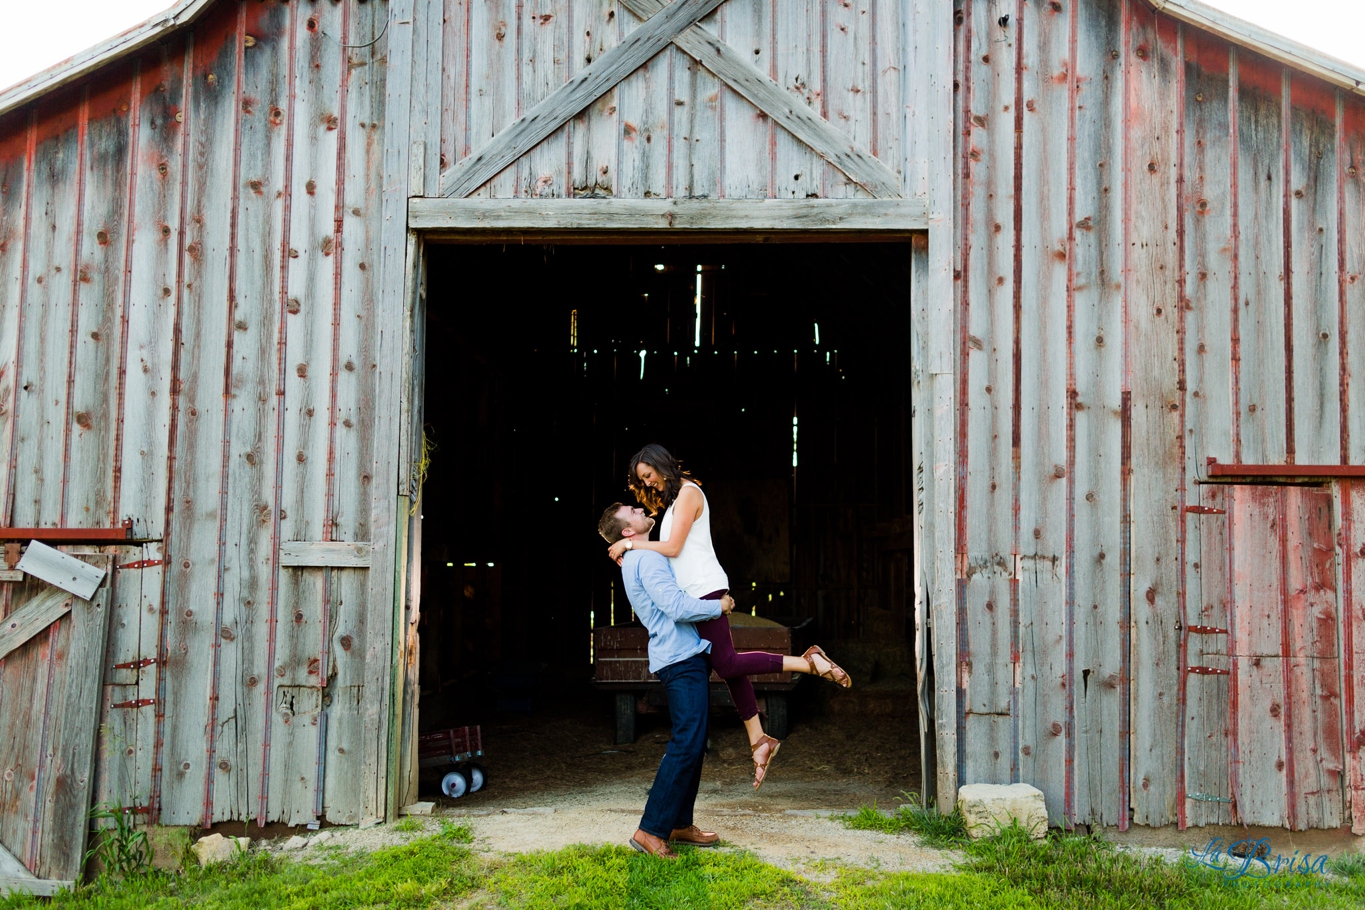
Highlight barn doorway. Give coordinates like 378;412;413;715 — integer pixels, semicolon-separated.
413;240;920;807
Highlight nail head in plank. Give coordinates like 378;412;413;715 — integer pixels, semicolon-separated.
0;588;74;662
15;542;107;601
278;541;374;568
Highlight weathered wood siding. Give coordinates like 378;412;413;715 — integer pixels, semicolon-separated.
951;0;1365;830
438;0;923;199
0;0;394;828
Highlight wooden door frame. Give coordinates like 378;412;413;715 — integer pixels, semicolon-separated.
393;215;937;811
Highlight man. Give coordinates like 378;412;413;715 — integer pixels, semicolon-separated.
598;501;735;859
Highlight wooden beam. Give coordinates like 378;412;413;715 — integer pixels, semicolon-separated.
0;843;32;880
410;198;928;234
16;543;107;601
0;878;75;898
0;589;73;663
439;0;729;198
279;542;374;568
619;0;901;198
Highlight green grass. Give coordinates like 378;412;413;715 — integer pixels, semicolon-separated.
4;816;1361;910
839;793;968;847
1329;853;1365;880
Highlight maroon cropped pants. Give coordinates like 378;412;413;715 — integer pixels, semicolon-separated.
695;589;784;722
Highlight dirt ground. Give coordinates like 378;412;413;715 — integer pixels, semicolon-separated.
405;683;936;871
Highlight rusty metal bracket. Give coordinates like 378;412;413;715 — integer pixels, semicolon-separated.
0;519;134;543
111;698;156;709
112;657;156;670
1185;505;1226;515
118;559;164;570
1186;625;1229;635
1186;666;1230;675
1188;792;1235;804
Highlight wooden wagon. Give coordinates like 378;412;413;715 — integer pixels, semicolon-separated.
592;613;807;744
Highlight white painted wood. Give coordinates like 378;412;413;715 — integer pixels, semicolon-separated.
410;197;925;231
280;542;373;568
440;0;730;197
17;542;106;601
0;588;72;662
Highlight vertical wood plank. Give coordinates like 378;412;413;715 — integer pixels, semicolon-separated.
13;97;82;528
118;44;187;542
1016;0;1071;821
1235;54;1287;464
212;0;290;824
569;0;620;196
616;20;671;198
1126;4;1181;828
0;584;56;869
351;0;394;823
1071;0;1125;828
1345;483;1365;833
872;0;902;189
0;119;30;524
269;0;345;826
158;9;239;827
1282;486;1342;829
960;0;1013;788
32;558;112;880
520;0;570;197
717;0;768;197
671;13;721;198
468;0;518;196
772;0;822;198
1229;485;1287;826
822;0;872;198
96;548;154;815
67;75;133;529
440;0;468;174
1345;103;1365;465
1288;78;1340;465
1185;486;1233;826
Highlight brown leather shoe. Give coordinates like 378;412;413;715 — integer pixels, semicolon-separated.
629;828;678;858
669;824;720;847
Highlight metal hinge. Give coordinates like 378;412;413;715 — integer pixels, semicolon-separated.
111;698;156;709
1186;666;1230;676
1188;792;1235;804
1186;625;1228;635
1185;505;1226;515
119;559;164;570
112;657;157;670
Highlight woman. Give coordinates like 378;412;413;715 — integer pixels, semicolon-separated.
607;443;851;790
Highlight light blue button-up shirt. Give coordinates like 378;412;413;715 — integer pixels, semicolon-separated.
620;550;723;673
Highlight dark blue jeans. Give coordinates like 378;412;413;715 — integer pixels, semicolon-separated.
638;653;710;840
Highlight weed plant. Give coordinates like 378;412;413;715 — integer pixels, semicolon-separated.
1329;853;1365;880
840;792;969;847
83;802;151;883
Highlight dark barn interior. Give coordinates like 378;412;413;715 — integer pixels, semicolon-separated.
415;241;919;800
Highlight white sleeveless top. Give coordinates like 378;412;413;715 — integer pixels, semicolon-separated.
660;480;730;597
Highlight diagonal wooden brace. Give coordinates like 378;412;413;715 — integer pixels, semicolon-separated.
0;589;74;663
440;0;729;198
619;0;902;198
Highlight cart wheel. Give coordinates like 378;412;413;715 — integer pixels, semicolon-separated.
442;769;469;799
467;764;486;792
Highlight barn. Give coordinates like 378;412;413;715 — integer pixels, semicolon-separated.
0;0;1361;893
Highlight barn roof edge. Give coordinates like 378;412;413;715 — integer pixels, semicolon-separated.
1150;0;1365;95
0;0;217;118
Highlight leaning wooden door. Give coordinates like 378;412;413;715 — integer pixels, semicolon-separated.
1184;485;1346;830
0;556;113;894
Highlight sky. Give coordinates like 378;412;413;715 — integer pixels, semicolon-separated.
0;0;1363;95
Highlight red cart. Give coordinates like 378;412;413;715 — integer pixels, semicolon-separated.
418;726;486;798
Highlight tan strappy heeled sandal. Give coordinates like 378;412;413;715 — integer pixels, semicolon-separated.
803;645;852;688
751;734;781;791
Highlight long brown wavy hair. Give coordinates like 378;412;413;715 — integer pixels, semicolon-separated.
626;443;700;517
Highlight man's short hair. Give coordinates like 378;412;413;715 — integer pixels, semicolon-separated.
598;502;629;543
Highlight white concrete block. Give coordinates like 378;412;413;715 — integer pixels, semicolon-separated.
956;783;1049;839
